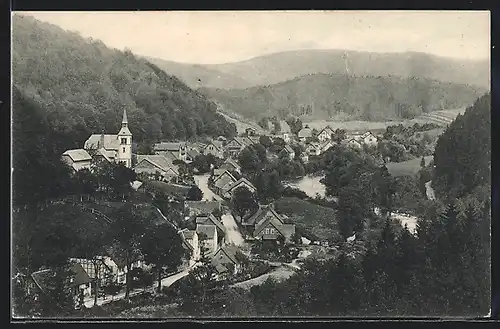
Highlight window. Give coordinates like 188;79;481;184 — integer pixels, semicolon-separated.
121;138;127;145
122;147;126;153
264;228;271;235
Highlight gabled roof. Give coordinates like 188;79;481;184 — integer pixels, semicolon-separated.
225;177;256;193
254;207;286;235
154;142;187;152
282;144;295;154
361;131;377;139
135;155;179;174
31;263;92;293
223;158;241;170
243;204;282;226
187;148;200;159
195;214;226;234
279;120;291;133
84;134;119;150
213;170;237;185
204;141;222;152
96;148;115;162
180;229;197;251
196;224;217;239
62;149;92;162
213;244;240;266
298;127;312;138
213;168;227;177
228;137;254;148
319;125;334;134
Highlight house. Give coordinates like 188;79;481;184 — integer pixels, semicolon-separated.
242;204;296;243
195;213;226;244
211;245;242;277
133;154;179;182
319;140;335;154
345;138;362;149
196;224;218;256
361;131;378;146
212;170;238;195
245;127;257;136
203;141;224;158
306;143;322;156
180;229;200;266
154;142;188;161
31;263;93;299
83;110;132;168
278;120;292;143
299;152;309;163
185;149;201;164
298;126;313;142
279;144;296;160
224;137;254;158
220;158;241;173
184;200;222;217
61;149;92;172
212;168;228;179
69;257;118;288
106;247;146;285
222;177;257;199
317;126;335;143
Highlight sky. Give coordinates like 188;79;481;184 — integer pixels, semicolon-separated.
17;11;490;64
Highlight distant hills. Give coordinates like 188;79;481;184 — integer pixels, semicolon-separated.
12;14;237;147
146;49;490;90
199;73;486;121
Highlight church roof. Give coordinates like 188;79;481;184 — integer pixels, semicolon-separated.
122;109;128;124
62;149;92;162
85;134;119;150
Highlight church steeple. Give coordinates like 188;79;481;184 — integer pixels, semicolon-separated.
122;109;128;127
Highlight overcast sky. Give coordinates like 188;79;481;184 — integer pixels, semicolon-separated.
18;11;490;64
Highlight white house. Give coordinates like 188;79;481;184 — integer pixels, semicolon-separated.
180;229;201;266
317;126;335;143
361;131;378;146
61;149;92;172
196;224;218;257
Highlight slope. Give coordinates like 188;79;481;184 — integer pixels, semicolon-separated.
200;73;486;121
147;49;490;90
11;14;237;146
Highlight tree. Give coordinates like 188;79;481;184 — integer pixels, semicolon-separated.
258;117;270;130
140;223;185;293
108;204;147;300
193;154;216;174
259;135;273;149
238;146;262;172
186;185;204;201
230;186;259;219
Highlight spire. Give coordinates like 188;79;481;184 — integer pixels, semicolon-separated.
99;130;105;149
122;109;128;125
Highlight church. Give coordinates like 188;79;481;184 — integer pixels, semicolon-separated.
61;110;133;171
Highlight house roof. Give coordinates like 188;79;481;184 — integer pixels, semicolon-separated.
213;170;237;185
153;142;186;152
279;120;291;133
62;149;92;162
84;134;119;150
185;200;221;214
213;168;227;177
225;177;256;193
230;137;254;148
361;131;377;139
204;141;222;152
319;126;334;134
282;145;295;153
135;155;179;174
106;245;142;269
196;224;217;239
180;229;197;251
195;214;226;234
254;207;286;235
187;148;200;159
213;244;240;266
31;263;92;293
96;148;115;162
243;204;281;226
223;158;241;170
298;128;312;138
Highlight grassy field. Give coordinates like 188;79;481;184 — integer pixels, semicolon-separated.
274;197;340;242
144;180;192;198
218;110;267;135
386;155;434;177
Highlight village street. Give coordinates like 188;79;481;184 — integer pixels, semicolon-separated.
83;264;195;309
194;174;245;246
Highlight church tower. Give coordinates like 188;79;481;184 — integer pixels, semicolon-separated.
116;109;132;168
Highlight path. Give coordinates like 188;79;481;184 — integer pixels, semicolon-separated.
194;174;222;201
425;181;436;200
231;266;295;290
83;265;195;309
221;213;245;246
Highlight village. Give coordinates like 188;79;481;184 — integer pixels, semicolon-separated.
21;109;393;310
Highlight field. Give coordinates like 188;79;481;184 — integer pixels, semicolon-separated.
274;197;340;242
386;155;434;177
302;107;465;132
144;180;192;198
217;110;267;135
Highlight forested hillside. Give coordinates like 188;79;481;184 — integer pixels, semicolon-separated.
433;93;491;200
200;73;485;121
12;14;237;146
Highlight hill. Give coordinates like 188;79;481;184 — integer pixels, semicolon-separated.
147;49;490;90
12;14;237;147
199;73;486;121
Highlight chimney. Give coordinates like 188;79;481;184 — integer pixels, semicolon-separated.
100;130;105;149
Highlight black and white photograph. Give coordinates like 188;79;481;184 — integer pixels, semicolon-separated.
11;10;491;319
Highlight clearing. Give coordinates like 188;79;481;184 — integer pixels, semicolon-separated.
386;155;433;177
285;175;326;199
